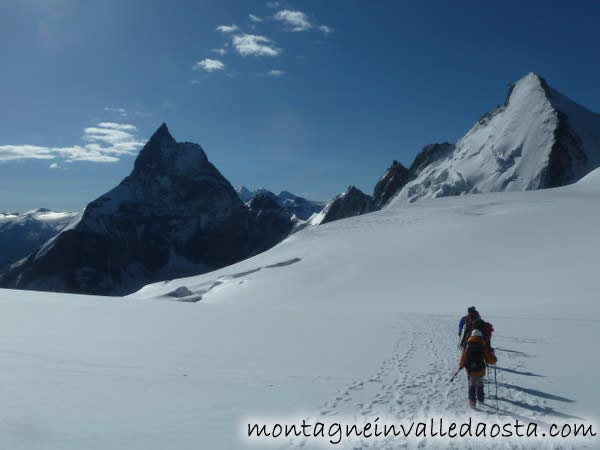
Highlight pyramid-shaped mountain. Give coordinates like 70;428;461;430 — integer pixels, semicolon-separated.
0;124;290;295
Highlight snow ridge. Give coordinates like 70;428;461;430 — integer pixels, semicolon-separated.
388;73;600;206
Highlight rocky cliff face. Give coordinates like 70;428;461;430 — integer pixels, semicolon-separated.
247;193;294;252
372;160;409;209
0;124;289;295
314;186;374;225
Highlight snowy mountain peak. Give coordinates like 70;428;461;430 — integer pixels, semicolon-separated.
386;72;600;206
0;127;262;295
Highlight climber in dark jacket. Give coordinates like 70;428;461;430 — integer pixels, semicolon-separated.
458;306;480;349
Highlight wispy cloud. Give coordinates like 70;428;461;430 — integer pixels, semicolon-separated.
0;145;55;162
211;48;227;56
274;9;311;31
318;25;334;34
192;58;226;72
56;146;121;163
104;106;128;118
266;1;280;8
249;14;263;23
216;24;239;33
0;122;145;164
267;69;285;76
233;34;281;56
96;122;137;131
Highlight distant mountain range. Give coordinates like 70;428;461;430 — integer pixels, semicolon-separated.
236;186;325;221
0;209;77;271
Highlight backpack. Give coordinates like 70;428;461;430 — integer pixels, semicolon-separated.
464;341;486;373
472;319;494;348
472;318;484;333
483;322;494;348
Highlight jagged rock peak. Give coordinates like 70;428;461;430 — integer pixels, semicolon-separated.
249;192;283;211
236;186;254;203
373;160;409;209
133;123;208;175
318;185;373;225
149;122;175;144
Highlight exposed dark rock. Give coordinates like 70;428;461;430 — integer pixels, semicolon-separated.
248;193;294;252
408;143;454;178
372;160;409;209
319;186;373;225
237;187;324;220
0;124;293;296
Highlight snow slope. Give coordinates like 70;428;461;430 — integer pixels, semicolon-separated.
2;170;600;449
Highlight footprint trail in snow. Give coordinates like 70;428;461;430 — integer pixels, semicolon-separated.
288;316;585;449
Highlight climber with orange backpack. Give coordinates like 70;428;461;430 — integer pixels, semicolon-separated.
458;329;497;408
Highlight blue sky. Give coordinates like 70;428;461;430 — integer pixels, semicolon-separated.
1;0;599;211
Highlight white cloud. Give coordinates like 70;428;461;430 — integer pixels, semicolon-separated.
233;34;281;56
249;14;263;23
0;145;55;162
266;1;280;8
274;9;311;31
319;25;334;34
216;24;239;33
104;107;128;117
0;122;144;164
192;58;226;72
56;145;121;163
267;69;285;76
97;122;137;131
211;48;227;56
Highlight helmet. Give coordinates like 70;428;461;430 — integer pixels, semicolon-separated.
471;329;483;337
468;306;476;313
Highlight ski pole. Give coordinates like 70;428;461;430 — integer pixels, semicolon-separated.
450;367;462;383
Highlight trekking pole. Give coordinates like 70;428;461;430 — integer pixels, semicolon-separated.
450;367;462;383
494;365;498;410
